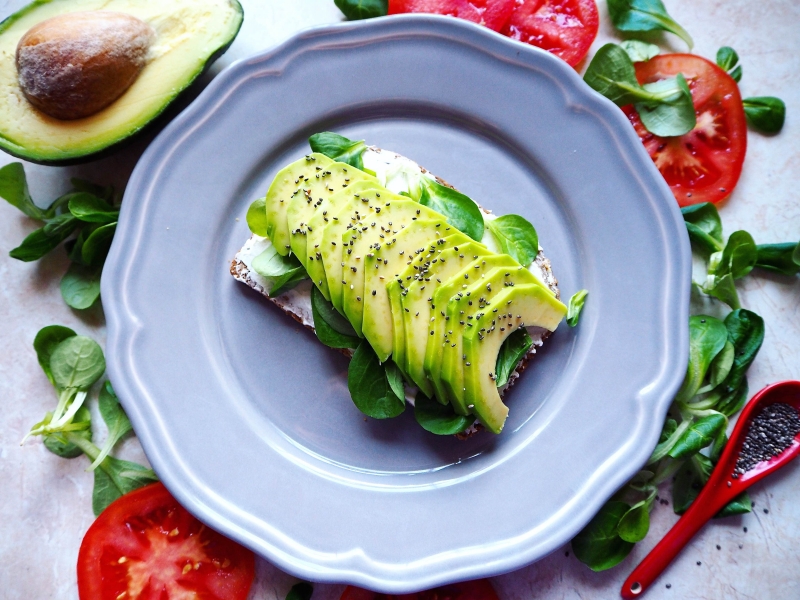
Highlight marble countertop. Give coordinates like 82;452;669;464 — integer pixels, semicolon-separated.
1;1;798;598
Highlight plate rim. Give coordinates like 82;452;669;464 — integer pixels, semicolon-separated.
103;14;691;591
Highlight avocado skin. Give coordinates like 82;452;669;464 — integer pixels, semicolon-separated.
0;0;244;165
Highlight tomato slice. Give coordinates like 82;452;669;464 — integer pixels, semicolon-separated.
388;0;516;32
340;580;500;600
623;54;747;207
78;483;255;600
502;0;599;67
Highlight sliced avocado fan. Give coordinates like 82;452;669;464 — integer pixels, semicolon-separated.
256;153;569;434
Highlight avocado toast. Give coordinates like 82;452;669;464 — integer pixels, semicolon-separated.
231;134;566;435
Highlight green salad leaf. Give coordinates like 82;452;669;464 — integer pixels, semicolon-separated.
251;244;309;296
572;500;634;571
607;0;693;49
311;286;360;349
743;96;786;134
584;43;646;106
718;230;758;280
50;335;105;391
494;327;533;388
347;342;405;419
33;325;77;386
246;197;268;237
716;46;742;82
566;289;589;327
60;263;102;310
10;215;79;262
23;326;157;515
89;450;158;516
723;309;764;392
44;405;92;459
635;73;696;137
755;241;800;275
584;44;695;136
697;340;734;394
668;412;727;459
681;203;724;254
419;179;485;242
617;501;650;543
486;214;538;266
88;382;134;471
68;193;119;224
334;0;388;20
309;132;368;170
81;222;116;267
0;162;43;219
674;315;727;403
414;392;473;435
619;39;659;62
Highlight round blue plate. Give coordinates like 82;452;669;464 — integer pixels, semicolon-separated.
103;15;690;593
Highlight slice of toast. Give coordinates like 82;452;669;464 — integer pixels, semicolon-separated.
230;148;560;436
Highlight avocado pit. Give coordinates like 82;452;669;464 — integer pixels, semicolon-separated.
15;11;154;120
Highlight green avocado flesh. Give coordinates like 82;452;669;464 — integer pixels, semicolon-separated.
463;285;567;433
362;219;449;362
254;154;569;433
321;185;388;315
304;180;381;299
0;0;244;165
396;238;488;399
440;264;547;412
287;162;378;269
340;192;444;337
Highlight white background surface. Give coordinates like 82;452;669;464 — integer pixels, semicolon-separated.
0;1;798;598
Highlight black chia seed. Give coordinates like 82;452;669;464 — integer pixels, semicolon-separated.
732;403;800;478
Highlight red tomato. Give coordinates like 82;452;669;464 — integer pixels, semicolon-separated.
78;483;255;600
388;0;516;32
502;0;599;67
340;579;500;600
623;54;747;207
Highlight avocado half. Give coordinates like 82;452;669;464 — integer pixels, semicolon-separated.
0;0;243;165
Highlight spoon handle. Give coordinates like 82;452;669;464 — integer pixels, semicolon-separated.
620;478;731;599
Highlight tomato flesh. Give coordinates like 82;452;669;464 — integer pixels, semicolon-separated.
502;0;599;67
340;580;500;600
623;54;747;206
78;483;255;600
388;0;516;32
388;0;598;65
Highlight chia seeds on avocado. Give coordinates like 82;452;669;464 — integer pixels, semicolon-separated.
733;402;800;478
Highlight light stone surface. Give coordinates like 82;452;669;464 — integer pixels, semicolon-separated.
0;0;798;598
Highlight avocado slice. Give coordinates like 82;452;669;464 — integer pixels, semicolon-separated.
399;239;490;401
440;264;547;413
361;218;449;362
287;163;378;269
462;284;567;433
341;193;443;337
0;0;243;165
301;178;381;298
320;185;388;314
387;232;474;376
265;153;334;256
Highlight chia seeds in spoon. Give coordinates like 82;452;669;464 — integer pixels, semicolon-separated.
733;403;800;478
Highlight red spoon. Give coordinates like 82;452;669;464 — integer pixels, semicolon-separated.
621;380;800;599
